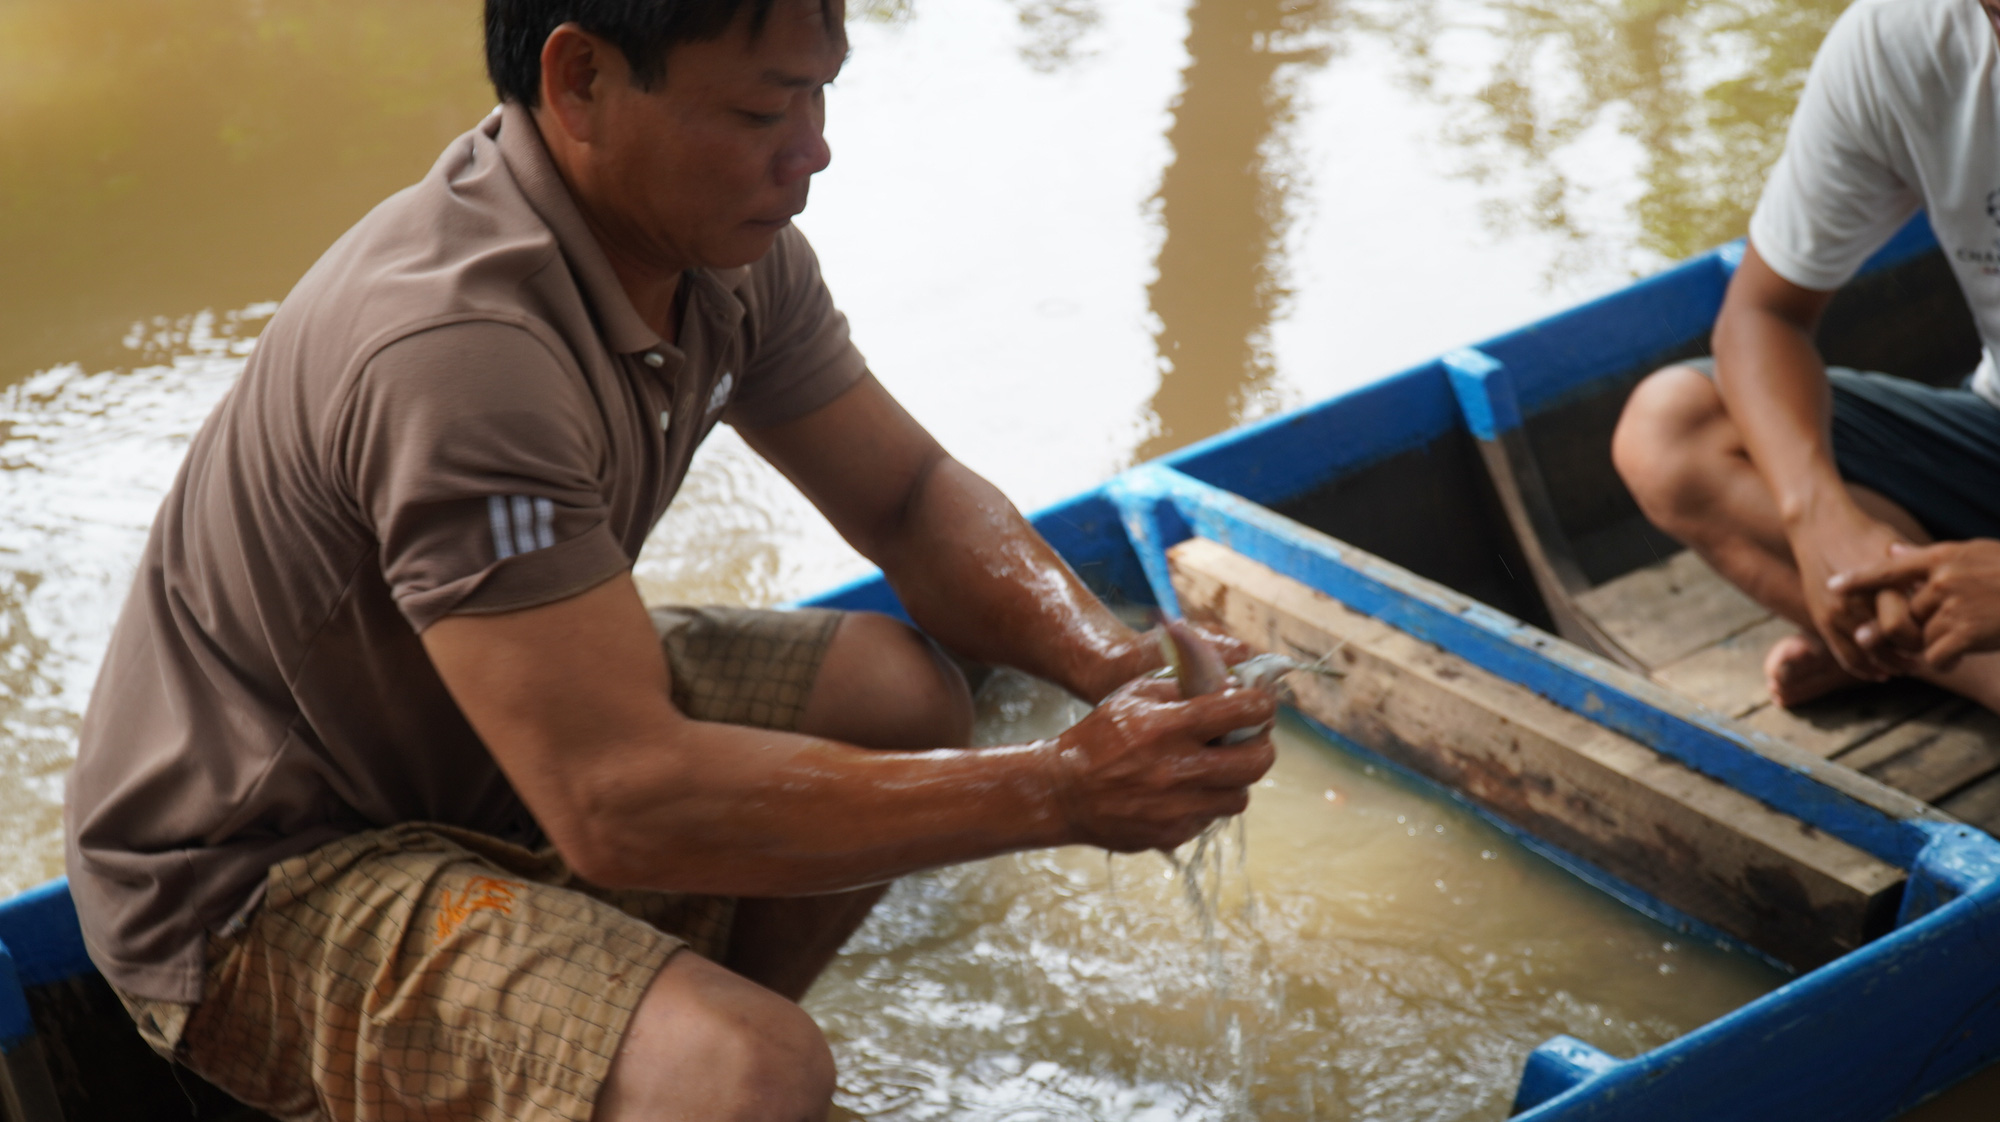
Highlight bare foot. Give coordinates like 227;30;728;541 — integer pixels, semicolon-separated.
1764;632;1867;708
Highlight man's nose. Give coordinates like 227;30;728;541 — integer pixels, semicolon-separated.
774;116;831;187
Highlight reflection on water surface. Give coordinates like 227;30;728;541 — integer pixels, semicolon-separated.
0;0;493;381
1140;0;1339;460
0;307;268;890
1393;0;1848;267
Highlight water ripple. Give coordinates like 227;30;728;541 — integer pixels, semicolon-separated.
0;305;266;896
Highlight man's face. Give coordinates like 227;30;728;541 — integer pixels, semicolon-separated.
589;0;846;271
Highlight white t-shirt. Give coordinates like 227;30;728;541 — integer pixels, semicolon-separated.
1749;0;2000;405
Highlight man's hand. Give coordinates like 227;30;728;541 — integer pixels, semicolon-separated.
1086;618;1260;701
1047;677;1277;853
1831;541;2000;672
1786;503;1916;680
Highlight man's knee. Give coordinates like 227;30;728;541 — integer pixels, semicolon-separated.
1612;363;1734;532
596;952;835;1122
691;997;833;1122
802;611;974;749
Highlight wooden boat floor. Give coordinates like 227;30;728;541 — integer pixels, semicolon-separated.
1576;550;2000;835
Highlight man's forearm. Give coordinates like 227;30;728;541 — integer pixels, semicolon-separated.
562;717;1069;895
738;379;1155;702
870;457;1152;702
1707;245;1916;674
1711;248;1848;527
427;571;1274;899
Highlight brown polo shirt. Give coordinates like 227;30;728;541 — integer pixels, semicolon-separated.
63;103;866;1003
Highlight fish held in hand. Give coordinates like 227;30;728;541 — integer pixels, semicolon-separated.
1157;618;1234;699
1154;620;1307;743
1155;620;1346;742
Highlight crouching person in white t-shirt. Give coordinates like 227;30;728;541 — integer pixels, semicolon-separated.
1613;0;2000;711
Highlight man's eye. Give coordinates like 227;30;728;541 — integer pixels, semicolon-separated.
740;110;785;126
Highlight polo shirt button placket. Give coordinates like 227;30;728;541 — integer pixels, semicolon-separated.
640;351;673;430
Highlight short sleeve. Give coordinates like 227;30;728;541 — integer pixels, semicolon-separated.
338;320;632;631
724;225;868;429
1747;2;1922;291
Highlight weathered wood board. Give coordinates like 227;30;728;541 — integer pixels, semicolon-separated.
1833;701;2000;805
1740;680;1944;761
1578;548;1974;804
1170;537;1906;969
1941;771;2000;836
1574;549;1770;669
1652;616;1794;717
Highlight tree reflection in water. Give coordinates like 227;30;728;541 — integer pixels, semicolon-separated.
1009;0;1106;71
0;0;494;386
1376;0;1845;276
1131;0;1844;459
1139;0;1344;462
850;0;915;23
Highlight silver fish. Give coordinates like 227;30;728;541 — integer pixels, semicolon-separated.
1154;623;1345;744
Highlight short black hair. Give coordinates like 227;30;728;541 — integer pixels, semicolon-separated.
485;0;830;107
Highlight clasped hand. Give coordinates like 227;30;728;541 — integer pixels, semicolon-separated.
1047;676;1277;854
1828;539;2000;674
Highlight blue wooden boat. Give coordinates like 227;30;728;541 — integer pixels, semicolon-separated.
6;213;1999;1120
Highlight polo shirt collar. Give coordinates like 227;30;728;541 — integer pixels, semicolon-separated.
682;266;749;343
491;102;662;356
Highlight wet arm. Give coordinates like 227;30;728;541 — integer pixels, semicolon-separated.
420;575;1271;893
742;374;1160;702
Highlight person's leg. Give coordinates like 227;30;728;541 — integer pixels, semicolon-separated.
795;610;974;751
1612;364;1924;622
590;607;978;1116
592;949;835;1122
1613;363;2000;709
154;824;829;1122
724;610;975;1000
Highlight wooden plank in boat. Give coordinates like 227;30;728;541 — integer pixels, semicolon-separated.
1589;550;1943;765
1651;616;1794;717
1833;701;2000;805
1170;537;1907;970
1573;550;1771;670
1738;679;1945;760
1940;771;2000;836
1832;700;1973;773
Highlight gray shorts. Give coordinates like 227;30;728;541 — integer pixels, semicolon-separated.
1686;358;2000;542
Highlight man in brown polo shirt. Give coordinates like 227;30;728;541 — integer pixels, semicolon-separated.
64;0;1276;1118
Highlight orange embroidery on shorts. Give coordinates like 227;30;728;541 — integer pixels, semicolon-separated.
433;876;524;945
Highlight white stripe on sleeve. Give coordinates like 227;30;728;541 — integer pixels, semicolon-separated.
533;497;555;550
511;495;537;557
489;495;516;560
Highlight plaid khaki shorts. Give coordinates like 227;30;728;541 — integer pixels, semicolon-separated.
118;605;844;1122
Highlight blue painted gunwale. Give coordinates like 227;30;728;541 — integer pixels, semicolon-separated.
2;213;1992;1118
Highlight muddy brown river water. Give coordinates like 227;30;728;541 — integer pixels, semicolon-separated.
4;0;1996;1115
811;675;1778;1119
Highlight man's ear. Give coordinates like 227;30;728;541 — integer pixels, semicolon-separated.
538;23;611;144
